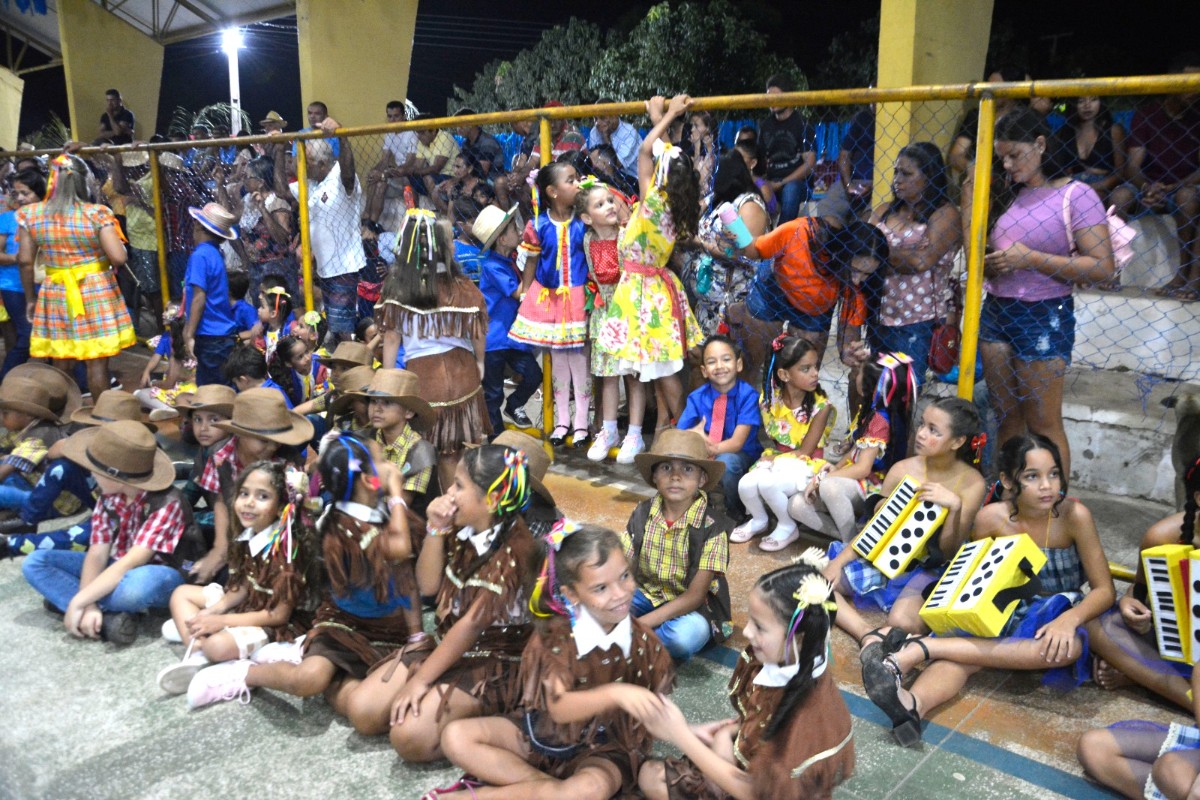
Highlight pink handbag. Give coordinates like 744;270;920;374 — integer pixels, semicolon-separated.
1062;182;1136;275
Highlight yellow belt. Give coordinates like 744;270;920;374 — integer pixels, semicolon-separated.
44;261;108;318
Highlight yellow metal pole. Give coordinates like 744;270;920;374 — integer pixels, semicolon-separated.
294;142;315;312
147;152;170;308
957;95;995;402
538;116;554;448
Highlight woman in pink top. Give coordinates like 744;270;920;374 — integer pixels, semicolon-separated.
869;142;961;381
964;108;1114;475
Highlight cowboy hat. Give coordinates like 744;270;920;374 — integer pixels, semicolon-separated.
61;420;175;492
354;368;435;432
328;365;377;418
215;388;314;446
158;152;186;172
259;110;287;129
634;429;725;492
473;204;519;251
188;202;238;240
7;363;83;418
0;376;63;423
467;430;555;506
316;341;373;370
173;384;236;419
120;151;149;168
70;389;156;432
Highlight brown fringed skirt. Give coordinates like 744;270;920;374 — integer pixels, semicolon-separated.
301;601;412;680
405;346;491;452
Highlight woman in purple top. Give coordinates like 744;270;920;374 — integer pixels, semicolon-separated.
965;108;1114;475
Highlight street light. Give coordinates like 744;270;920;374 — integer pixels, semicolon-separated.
222;28;244;135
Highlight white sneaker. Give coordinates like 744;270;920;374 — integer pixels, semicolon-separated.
186;660;252;710
161;619;182;643
615;435;645;465
251;637;305;665
157;650;211;695
587;429;618;462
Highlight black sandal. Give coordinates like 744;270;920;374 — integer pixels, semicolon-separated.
861;636;929;748
570;429;591;449
548;426;569;447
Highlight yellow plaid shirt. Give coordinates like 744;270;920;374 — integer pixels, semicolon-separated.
621;493;727;605
377;425;433;495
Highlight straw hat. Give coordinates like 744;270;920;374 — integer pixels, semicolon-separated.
158;152;186;172
0;376;61;422
70;389;156;432
120;151;149;168
7;363;82;418
188;202;238;240
354;368;435;431
328;365;376;417
173;384;236;419
468;430;555;506
214;388;314;446
61;421;175;491
316;341;373;370
473;204;519;251
634;429;725;492
259;110;287;130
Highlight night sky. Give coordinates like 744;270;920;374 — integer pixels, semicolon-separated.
12;0;1197;140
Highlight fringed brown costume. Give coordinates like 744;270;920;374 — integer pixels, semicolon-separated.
384;517;536;718
518;615;675;792
224;532;309;641
376;276;491;451
665;647;854;800
302;508;421;679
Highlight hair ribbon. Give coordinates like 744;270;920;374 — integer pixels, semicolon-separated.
651;139;681;188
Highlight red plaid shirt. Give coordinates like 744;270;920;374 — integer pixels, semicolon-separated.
198;437;241;495
90;490;185;560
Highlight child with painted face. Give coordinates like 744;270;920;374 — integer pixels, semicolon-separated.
428;525;675;800
860;434;1114;748
638;553;855;800
731;335;833;550
159;461;310;696
183;431;422;714
345;444;538;763
624;429;732;660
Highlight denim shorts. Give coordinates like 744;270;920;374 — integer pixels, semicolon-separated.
744;271;835;333
979;294;1075;363
868;319;936;378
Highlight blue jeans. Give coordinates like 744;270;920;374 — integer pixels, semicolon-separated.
869;319;937;382
193;334;234;387
23;548;184;613
715;451;754;519
0;472;32;510
631;588;711;660
777;179;812;223
0;288;31;380
483;348;543;432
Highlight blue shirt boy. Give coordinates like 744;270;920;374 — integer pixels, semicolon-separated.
678;380;763;462
184;241;237;338
478;250;532;353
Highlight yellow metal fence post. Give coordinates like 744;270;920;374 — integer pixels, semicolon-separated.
956;95;995;402
148;152;170;308
294;142;315;312
538;116;554;446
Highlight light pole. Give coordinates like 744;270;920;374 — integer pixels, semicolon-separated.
222;28;244;135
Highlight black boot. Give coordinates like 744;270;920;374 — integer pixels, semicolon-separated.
100;613;140;646
0;517;36;536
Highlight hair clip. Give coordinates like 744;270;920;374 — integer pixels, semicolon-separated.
793;573;835;612
487;449;531;516
651;139;682;187
793;546;830;571
577;174;606;192
302;310;322;328
771;333;789;352
546;518;579;552
162;304;183;324
971;433;988;453
526;168;539;187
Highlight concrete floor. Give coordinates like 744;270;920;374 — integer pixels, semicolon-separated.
0;343;1187;799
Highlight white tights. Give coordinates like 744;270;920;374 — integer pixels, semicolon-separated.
738;458;815;538
787;476;865;541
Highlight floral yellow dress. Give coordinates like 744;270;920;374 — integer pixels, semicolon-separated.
594;185;702;381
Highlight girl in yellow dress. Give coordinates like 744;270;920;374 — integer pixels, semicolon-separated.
595;95;704;448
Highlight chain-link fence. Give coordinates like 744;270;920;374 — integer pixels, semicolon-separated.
3;77;1200;474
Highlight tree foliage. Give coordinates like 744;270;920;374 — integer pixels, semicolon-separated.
449;2;805;111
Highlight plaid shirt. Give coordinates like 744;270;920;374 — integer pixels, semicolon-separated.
377;425;433;495
1;425;81;516
90;490;185;560
16;202;119;267
198;437;241;495
622;494;727;605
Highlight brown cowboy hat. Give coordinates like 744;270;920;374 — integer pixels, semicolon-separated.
259;110;287;129
215;388;314;446
7;363;83;418
70;389;156;432
467;430;555;506
316;341;373;370
353;368;435;432
61;420;175;492
634;429;725;492
0;376;62;423
328;365;376;417
173;384;236;419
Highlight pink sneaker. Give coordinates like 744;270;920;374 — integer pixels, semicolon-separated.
250;637;305;665
186;660;252;710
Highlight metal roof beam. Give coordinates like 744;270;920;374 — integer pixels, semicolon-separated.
158;3;294;44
